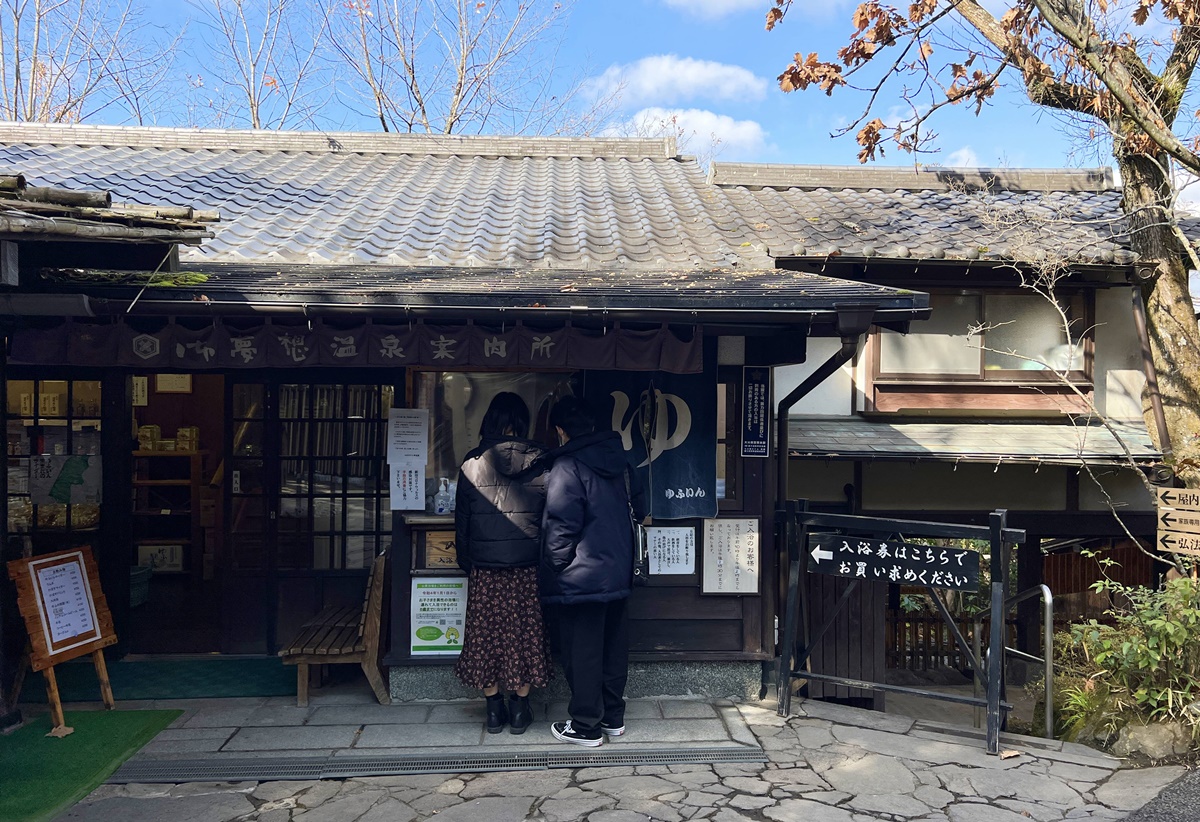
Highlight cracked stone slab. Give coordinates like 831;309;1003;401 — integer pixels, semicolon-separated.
356;797;418;822
824;752;916;795
584;775;692;800
459;771;571;798
946;803;1043;822
289;790;388;822
423;796;535;822
832;725;1023;769
764;798;857;821
848;793;936;818
1091;766;1186;811
796;700;917;735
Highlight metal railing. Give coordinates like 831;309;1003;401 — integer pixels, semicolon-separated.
973;584;1054;739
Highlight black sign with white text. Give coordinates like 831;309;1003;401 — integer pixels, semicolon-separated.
741;366;770;458
807;533;980;591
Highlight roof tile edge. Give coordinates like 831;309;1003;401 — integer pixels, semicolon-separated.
709;162;1116;193
0;122;680;160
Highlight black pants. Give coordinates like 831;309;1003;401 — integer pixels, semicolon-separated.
555;598;629;733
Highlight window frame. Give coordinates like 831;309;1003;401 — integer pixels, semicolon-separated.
865;288;1095;415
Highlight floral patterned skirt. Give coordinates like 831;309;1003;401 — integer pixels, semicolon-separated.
453;566;553;691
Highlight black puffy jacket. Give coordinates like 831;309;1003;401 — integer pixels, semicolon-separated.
538;431;647;605
454;437;547;572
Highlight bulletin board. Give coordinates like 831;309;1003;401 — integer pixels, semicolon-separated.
7;546;117;672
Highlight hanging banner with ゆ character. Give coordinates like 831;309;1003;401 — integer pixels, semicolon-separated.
584;339;717;520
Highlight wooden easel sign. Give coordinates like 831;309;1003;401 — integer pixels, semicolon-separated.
6;546;117;737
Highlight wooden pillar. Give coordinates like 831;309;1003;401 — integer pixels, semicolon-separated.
0;344;21;731
99;370;132;646
1014;534;1043;685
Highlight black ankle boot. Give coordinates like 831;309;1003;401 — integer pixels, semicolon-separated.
485;694;508;734
508;694;532;735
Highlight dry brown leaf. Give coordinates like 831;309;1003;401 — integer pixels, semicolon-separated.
999;749;1021;759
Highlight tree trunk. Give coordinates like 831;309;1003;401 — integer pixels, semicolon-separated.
1117;153;1200;488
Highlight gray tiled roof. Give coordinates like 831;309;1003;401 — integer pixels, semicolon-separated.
0;124;771;271
0;124;1177;275
788;417;1159;464
711;163;1137;265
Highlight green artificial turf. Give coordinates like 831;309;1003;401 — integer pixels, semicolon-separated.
0;709;181;822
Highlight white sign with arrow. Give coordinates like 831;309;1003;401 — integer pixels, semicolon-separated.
811;545;834;563
1156;488;1200;557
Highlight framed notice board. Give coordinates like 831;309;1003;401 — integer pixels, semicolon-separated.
7;546;117;672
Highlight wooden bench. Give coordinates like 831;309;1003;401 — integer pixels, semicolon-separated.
279;552;391;707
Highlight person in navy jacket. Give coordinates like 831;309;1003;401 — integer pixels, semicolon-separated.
540;396;647;746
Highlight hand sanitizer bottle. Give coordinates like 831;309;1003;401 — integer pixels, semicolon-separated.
434;478;452;514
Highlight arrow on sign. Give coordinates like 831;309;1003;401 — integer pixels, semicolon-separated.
1159;508;1200;534
1156;488;1200;510
1159;532;1200;553
810;546;834;564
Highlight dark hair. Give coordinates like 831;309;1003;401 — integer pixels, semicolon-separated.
549;395;596;439
480;392;530;440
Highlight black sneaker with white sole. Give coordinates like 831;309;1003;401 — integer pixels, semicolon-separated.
600;722;625;737
551;720;604;747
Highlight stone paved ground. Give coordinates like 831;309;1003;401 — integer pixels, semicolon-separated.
58;699;1185;822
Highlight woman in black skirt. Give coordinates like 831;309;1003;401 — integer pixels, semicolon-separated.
453;392;552;734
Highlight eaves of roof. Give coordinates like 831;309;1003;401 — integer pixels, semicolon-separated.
25;262;931;327
788;417;1160;466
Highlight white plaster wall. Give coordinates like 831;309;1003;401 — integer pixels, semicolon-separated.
1093;287;1146;421
1079;466;1155;511
861;462;1069;510
788;460;855;503
773;337;856;416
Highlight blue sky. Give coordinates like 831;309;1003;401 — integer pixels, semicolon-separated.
561;0;1089;169
142;0;1106;172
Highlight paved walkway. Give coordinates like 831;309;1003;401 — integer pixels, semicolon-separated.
45;686;1186;822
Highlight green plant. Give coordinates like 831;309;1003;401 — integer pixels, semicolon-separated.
898;593;928;613
1065;578;1200;726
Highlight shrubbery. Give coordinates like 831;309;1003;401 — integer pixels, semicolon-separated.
1055;578;1200;744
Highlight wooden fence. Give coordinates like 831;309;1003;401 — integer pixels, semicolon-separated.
886;612;1019;672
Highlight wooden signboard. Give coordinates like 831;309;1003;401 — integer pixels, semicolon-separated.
807;534;980;591
6;546;117;735
1155;488;1200;559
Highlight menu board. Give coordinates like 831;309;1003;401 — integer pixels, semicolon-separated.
6;547;117;671
702;518;760;595
410;577;467;655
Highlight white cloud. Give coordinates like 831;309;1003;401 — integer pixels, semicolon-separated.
615;107;769;162
945;146;980;168
660;0;763;19
591;55;768;110
1175;170;1200;215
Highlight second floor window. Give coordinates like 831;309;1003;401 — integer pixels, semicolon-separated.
877;291;1089;382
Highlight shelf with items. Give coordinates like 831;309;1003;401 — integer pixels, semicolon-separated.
131;449;208;576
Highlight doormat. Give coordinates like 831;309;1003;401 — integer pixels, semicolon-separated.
20;658;297;702
0;709;181;822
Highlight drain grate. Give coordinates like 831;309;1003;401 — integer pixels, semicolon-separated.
110;747;767;783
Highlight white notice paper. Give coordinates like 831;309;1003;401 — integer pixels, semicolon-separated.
35;559;97;645
647;527;696;575
389;463;426;511
702;518;760;595
387;408;430;510
387;408;429;466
